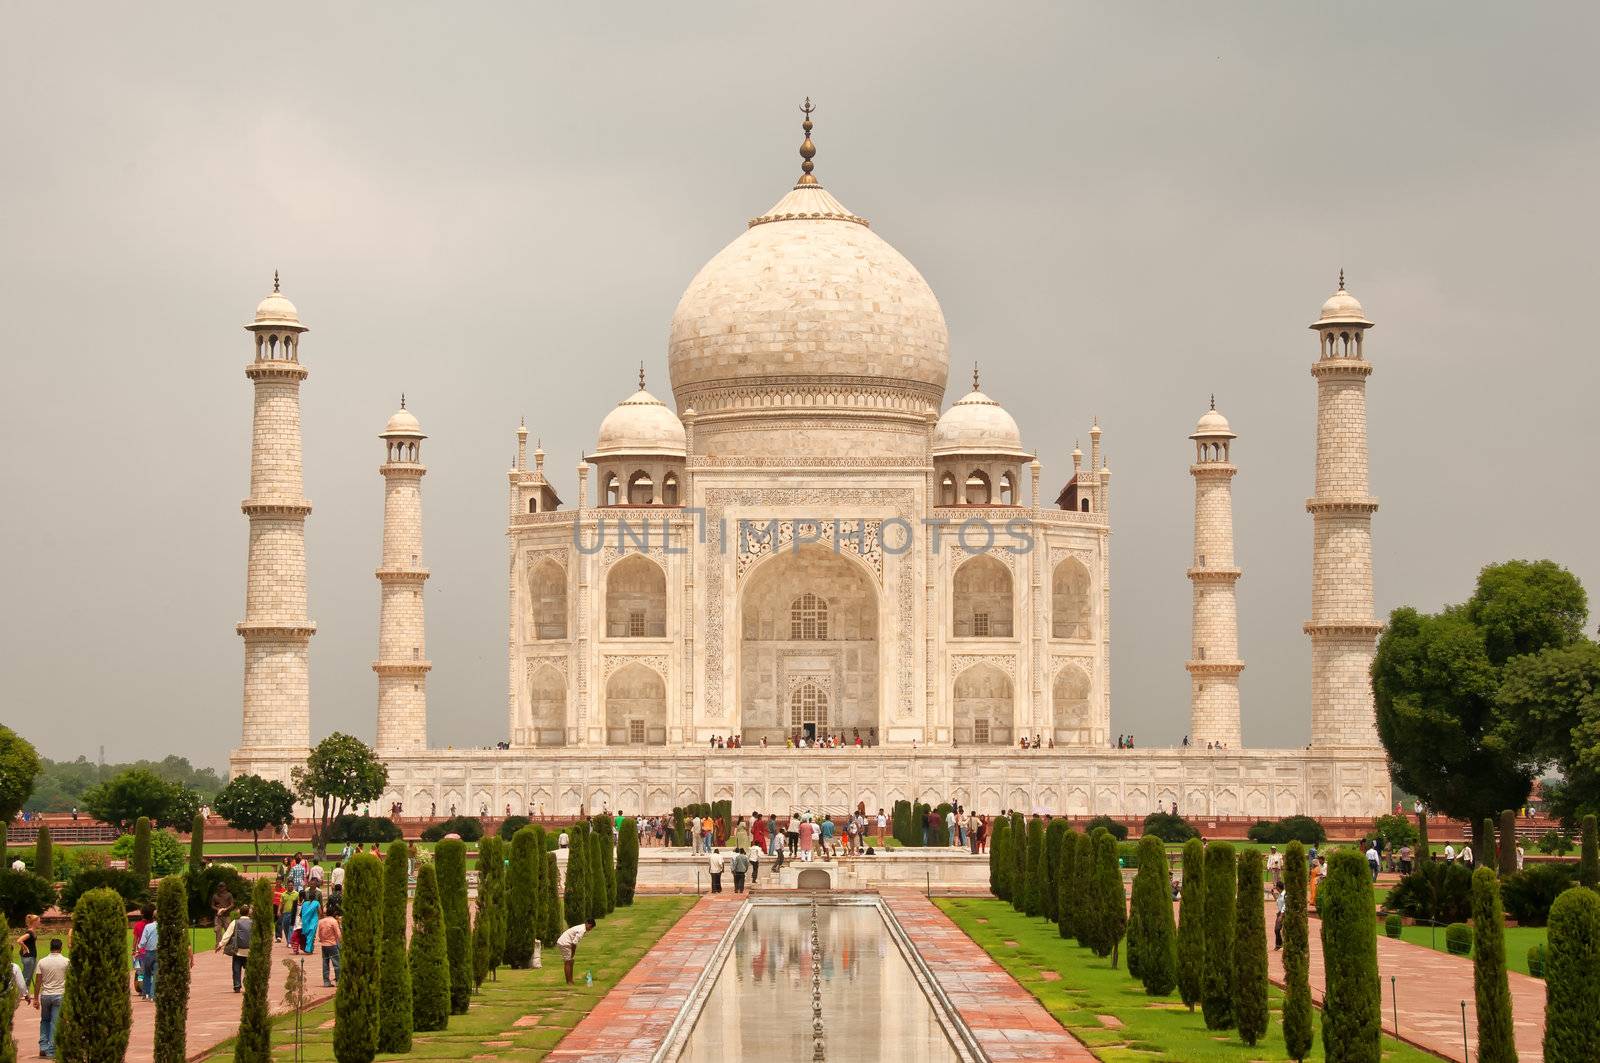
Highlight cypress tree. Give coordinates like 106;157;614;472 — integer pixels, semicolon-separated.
505;827;538;968
1073;828;1102;951
1579;813;1599;889
541;850;564;947
564;825;590;928
1542;885;1600;1063
1201;841;1237;1029
1319;848;1381;1063
587;834;605;921
989;817;1010;900
377;841;413;1054
1281;840;1313;1062
595;822;616;914
408;863;451;1033
1232;850;1269;1045
1010;812;1026;903
1093;829;1127;965
1469;867;1517;1063
434;838;472;1014
56;887;132;1063
189;813;205;874
1055;829;1078;939
1176;837;1206;1013
132;816;152;884
1041;820;1065;923
33;825;52;882
529;826;548;949
1480;818;1498;872
472;837;501;988
0;916;16;1063
233;878;274;1063
334;854;382;1063
1125;894;1142;978
154;875;191;1063
1024;818;1046;917
617;818;639;905
1497;810;1517;878
1133;835;1177;996
1416;808;1430;861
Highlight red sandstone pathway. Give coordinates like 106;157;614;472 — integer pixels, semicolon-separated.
881;889;1095;1062
12;941;335;1063
1264;902;1547;1063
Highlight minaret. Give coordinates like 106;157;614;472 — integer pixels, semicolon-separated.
235;275;315;769
1306;273;1382;747
374;398;431;751
1186;399;1244;747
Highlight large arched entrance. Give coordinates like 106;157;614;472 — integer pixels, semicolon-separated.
738;544;879;745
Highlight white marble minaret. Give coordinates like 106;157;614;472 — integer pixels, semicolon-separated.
374;398;431;751
1306;274;1382;747
1186;400;1244;747
234;275;315;771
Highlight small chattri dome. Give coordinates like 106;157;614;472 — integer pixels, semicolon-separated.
933;389;1027;457
1315;273;1372;327
593;387;686;457
383;407;423;437
1191;407;1235;439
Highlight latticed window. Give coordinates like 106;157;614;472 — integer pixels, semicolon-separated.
628;719;646;744
973;718;991;744
628;610;646;637
789;683;830;730
790;593;828;640
972;612;990;637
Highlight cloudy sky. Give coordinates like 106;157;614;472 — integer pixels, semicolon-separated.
4;3;1597;770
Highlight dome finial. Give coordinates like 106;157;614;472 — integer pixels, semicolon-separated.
400;392;406;410
273;269;280;293
797;97;819;186
972;362;980;391
1210;393;1215;411
1338;267;1346;292
638;361;646;390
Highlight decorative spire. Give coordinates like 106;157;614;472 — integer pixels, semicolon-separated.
638;361;646;390
1210;393;1215;411
273;269;280;293
972;362;980;391
1338;267;1346;291
797;97;818;186
400;392;406;410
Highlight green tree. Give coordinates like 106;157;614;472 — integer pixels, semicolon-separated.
1319;849;1381;1063
505;827;538;967
1281;841;1313;1061
1233;850;1269;1045
433;839;471;1014
408;864;451;1033
1177;837;1205;1013
377;841;413;1053
1132;834;1177;995
1023;818;1046;917
55;887;132;1063
564;824;590;927
1469;867;1517;1063
1010;812;1026;906
132;816;153;883
1499;640;1600;821
154;876;191;1063
1072;827;1100;951
541;850;563;947
1201;841;1237;1029
0;915;17;1063
290;733;388;859
1544;887;1600;1063
1416;807;1430;860
1042;820;1065;923
188;814;204;874
989;816;1010;900
594;819;616;914
82;768;197;831
1498;810;1517;877
33;825;53;882
1055;829;1079;940
0;726;41;828
473;837;502;988
1091;829;1126;965
586;834;605;921
1580;814;1598;889
233;879;274;1063
1469;558;1588;663
333;854;382;1063
213;774;296;860
1481;817;1499;872
617;817;639;905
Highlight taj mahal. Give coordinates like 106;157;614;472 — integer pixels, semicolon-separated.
229;104;1391;820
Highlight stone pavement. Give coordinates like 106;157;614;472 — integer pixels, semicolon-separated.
1264;902;1547;1063
881;889;1096;1062
12;935;335;1063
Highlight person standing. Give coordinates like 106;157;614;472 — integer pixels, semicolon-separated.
316;905;342;985
279;883;300;950
748;843;761;886
819;816;835;859
216;903;253;992
731;848;749;893
875;808;886;848
946;806;959;848
299;888;321;955
1272;881;1287;950
786;812;801;859
1266;846;1283;880
556;919;596;985
32;939;68;1058
210;882;235;932
708;848;724;893
966;810;980;855
17;914;38;991
690;815;702;854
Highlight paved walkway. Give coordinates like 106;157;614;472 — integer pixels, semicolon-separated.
13;937;335;1063
882;889;1096;1062
1265;902;1547;1063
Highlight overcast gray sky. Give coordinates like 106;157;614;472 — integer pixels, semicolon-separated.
4;3;1597;771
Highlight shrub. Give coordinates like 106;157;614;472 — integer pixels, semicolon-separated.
334;854;383;1062
1071;827;1099;951
1041;820;1065;923
1125;892;1142;979
1526;942;1547;978
541;851;563;947
0;871;55;927
586;834;605;921
505;827;538;967
113;826;184;878
1023;818;1045;917
433;839;471;1014
1176;837;1205;1013
472;837;502;988
329;815;402;844
421;816;483;843
989;817;1010;900
1233;850;1269;1045
154;875;190;1063
1085;815;1128;841
1372;813;1418;851
914;802;933;848
233;879;274;1063
1281;840;1313;1061
498;815;531;841
1416;808;1430;858
1536;829;1574;855
1543;886;1600;1063
1319;849;1381;1063
1142;811;1199;843
34;824;53;881
1246;815;1326;845
892;800;911;847
1132;835;1177;996
1009;812;1026;905
1468;868;1516;1063
60;868;146;912
1055;829;1078;940
1200;841;1237;1029
563;824;590;927
131;816;152;882
1384;860;1474;923
1445;922;1474;955
1500;863;1576;927
1580;813;1598;889
1384;913;1402;938
185;863;247;926
377;841;413;1053
56;887;133;1063
594;820;616;915
617;817;639;906
1092;830;1126;965
408;864;451;1032
932;802;952;846
1480;818;1499;873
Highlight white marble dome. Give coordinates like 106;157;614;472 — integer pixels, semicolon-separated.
383;407;423;437
1317;286;1371;327
252;291;302;329
667;182;950;409
1191;407;1234;438
594;387;685;456
933;388;1028;456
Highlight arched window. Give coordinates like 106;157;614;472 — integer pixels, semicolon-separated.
661;473;679;506
964;470;991;505
789;682;829;731
606;555;667;637
790;593;829;640
953;555;1013;638
953;664;1012;746
1051;666;1091;744
528;498;538;514
526;664;566;746
627;471;654;505
604;473;620;506
940;473;957;507
1079;498;1090;512
528;559;567;639
1051;557;1092;639
999;472;1016;505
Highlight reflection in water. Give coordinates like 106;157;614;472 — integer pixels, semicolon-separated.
677;905;959;1063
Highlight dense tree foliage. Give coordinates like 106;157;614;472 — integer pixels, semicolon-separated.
290;733;388;858
1543;886;1600;1062
505;827;539;967
408;864;451;1033
1232;851;1269;1045
1022;818;1045;917
377;841;413;1054
1131;835;1176;995
0;726;41;826
1319;850;1381;1063
1054;828;1078;940
0;915;17;1063
433;839;472;1014
56;887;132;1063
1176;837;1205;1013
1281;841;1312;1061
334;854;383;1063
1200;841;1236;1029
1469;868;1517;1063
213;774;296;858
154;876;191;1063
617;817;639;905
83;770;199;831
23;753;219;814
233;879;274;1063
989;816;1010;900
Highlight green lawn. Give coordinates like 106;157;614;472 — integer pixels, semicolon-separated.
936;898;1439;1063
1386;922;1546;976
196;896;695;1062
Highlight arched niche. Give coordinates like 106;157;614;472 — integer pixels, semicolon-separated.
606;554;667;638
953;554;1013;638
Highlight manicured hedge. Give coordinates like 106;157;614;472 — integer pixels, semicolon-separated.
433;839;472;1014
1469;868;1516;1063
1281;840;1312;1062
57;887;132;1063
329;814;402;844
1084;815;1128;841
1246;815;1326;845
1232;850;1269;1045
1445;922;1474;956
1318;849;1380;1063
1131;834;1176;996
154;875;191;1063
234;878;275;1063
408;864;450;1032
422;816;483;843
1543;886;1600;1062
1200;841;1236;1030
334;854;383;1063
378;841;413;1053
1176;837;1205;1013
1141;811;1199;843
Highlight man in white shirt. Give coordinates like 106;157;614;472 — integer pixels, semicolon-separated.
946;808;959;848
330;862;345;889
556;918;596;985
1266;846;1283;879
875;809;887;848
1515;844;1525;870
707;848;725;893
32;939;69;1059
1365;843;1380;882
1444;843;1456;863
